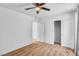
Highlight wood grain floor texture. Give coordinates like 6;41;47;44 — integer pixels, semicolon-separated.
3;42;75;56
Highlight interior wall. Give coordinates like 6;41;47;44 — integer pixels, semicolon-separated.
43;19;55;44
0;7;34;55
76;5;79;56
61;12;75;49
39;11;75;49
32;22;38;40
32;21;44;42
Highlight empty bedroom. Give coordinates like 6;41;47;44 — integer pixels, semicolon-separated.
0;3;79;56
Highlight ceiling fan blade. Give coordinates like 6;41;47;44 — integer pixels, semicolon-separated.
25;7;35;10
39;3;46;6
41;7;50;11
33;3;39;6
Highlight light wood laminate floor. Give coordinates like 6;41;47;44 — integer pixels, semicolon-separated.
3;42;75;56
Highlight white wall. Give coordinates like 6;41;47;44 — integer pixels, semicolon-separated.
39;19;55;44
37;22;44;42
0;7;34;55
32;21;44;42
76;5;79;56
32;22;38;39
61;12;75;49
40;11;75;49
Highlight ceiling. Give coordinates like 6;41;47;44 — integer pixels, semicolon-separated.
0;3;78;19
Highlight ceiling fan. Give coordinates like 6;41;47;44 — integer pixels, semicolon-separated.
25;3;50;14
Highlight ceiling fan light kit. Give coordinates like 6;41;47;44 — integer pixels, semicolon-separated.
35;7;41;11
25;3;50;14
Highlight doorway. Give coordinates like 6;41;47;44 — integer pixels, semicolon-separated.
54;20;61;45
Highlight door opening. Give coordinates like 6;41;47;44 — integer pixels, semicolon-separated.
54;20;61;45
